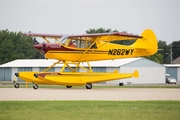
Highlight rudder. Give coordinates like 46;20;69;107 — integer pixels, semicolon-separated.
132;29;158;56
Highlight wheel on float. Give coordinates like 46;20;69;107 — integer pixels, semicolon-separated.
33;84;38;90
14;83;20;88
85;83;92;89
66;86;72;88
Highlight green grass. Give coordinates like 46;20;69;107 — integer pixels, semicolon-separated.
0;101;180;120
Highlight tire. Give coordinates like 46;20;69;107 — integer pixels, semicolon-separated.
66;86;72;88
33;84;38;90
85;83;92;89
119;83;124;86
14;83;20;88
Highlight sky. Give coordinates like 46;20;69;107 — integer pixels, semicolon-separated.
0;0;180;44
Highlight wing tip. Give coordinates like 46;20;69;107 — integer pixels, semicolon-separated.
133;70;139;78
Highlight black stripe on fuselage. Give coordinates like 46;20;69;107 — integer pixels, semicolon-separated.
49;51;108;54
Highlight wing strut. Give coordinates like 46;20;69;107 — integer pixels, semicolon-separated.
43;60;61;72
42;37;50;43
77;37;98;61
60;60;69;72
60;60;93;73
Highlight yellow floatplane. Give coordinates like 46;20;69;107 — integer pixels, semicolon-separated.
14;29;158;89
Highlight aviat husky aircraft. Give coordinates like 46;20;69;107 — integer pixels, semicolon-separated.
14;29;158;89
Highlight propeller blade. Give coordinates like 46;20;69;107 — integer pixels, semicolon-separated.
32;38;39;45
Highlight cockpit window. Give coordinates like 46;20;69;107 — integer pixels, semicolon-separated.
59;35;69;44
59;35;97;49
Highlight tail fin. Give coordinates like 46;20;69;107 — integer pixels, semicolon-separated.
132;29;158;56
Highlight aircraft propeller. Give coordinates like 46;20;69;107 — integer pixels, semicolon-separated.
32;38;39;45
33;39;47;58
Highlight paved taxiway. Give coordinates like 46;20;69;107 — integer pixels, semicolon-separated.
0;88;180;101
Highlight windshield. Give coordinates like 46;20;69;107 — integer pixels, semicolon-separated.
59;35;69;44
167;76;175;79
58;35;96;49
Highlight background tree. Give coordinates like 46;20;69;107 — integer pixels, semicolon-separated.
86;28;118;33
146;53;164;64
148;40;180;64
157;40;170;63
0;30;43;64
172;41;180;61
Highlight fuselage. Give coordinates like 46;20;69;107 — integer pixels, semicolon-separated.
34;42;157;62
33;29;158;62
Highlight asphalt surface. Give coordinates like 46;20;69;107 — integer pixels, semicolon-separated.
0;88;180;101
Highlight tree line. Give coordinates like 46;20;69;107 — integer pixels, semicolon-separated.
0;29;43;64
0;29;179;64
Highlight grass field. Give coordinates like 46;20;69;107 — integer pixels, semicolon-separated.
0;101;180;120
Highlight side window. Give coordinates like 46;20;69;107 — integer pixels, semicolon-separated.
90;42;97;49
80;40;85;48
75;40;85;48
68;40;76;47
66;37;97;49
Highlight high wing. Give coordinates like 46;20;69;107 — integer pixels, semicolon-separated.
68;32;143;42
68;32;142;38
24;32;142;42
24;32;63;38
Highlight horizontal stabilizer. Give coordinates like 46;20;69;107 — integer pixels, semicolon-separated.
133;70;139;78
